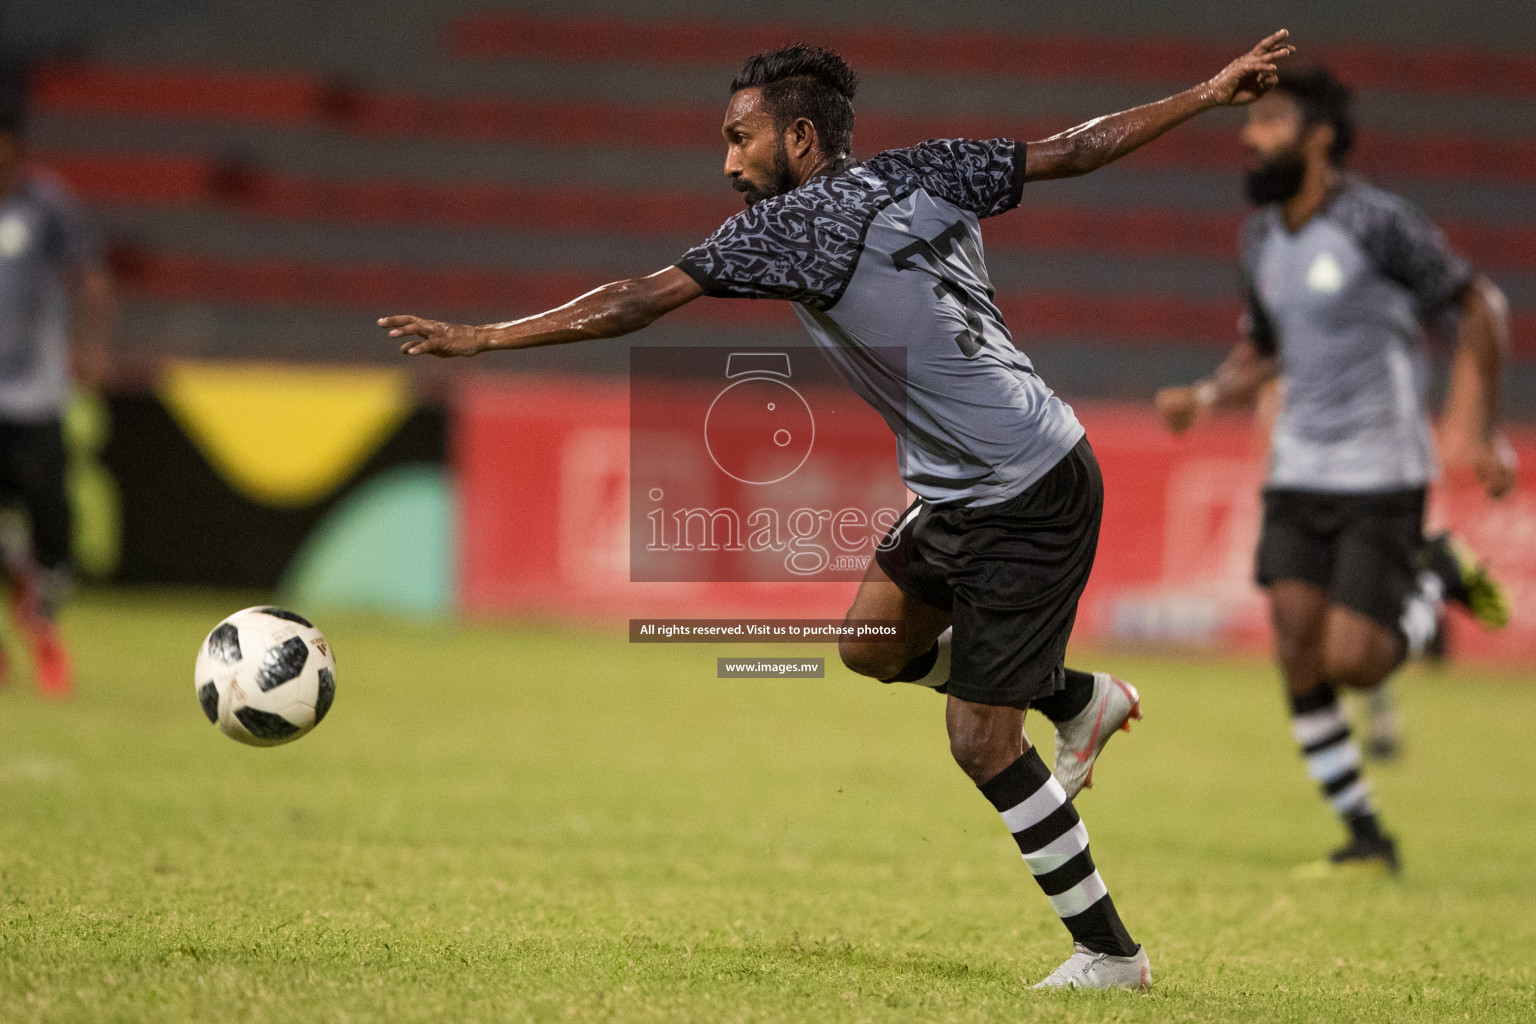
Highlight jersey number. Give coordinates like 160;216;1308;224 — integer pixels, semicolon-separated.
891;220;994;357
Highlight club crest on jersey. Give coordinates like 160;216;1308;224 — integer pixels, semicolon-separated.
1306;251;1344;294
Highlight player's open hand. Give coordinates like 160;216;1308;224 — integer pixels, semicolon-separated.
1155;386;1202;434
1475;434;1518;499
1205;30;1295;106
378;315;488;357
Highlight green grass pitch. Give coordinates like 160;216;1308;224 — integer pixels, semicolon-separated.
3;591;1534;1022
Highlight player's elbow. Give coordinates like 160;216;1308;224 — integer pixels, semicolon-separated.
1024;135;1101;181
1057;136;1104;178
584;278;666;339
1460;276;1511;357
1471;275;1509;324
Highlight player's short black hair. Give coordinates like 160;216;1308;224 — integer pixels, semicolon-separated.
731;43;858;158
1273;66;1353;166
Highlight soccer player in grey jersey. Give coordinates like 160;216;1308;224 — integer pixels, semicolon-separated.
0;94;113;698
381;33;1295;989
1156;68;1514;873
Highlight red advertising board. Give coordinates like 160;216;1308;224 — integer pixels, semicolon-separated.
456;373;869;622
457;373;1534;661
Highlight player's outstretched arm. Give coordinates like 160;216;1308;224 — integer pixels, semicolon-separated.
1025;30;1294;182
1443;275;1517;497
70;265;116;390
379;266;704;357
1155;339;1278;434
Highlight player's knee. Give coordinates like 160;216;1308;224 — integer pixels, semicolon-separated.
949;731;1018;785
1272;634;1311;681
1323;615;1402;689
1269;589;1326;661
948;730;993;783
838;637;902;680
1326;657;1374;690
1323;638;1392;689
946;718;1022;785
1272;617;1322;675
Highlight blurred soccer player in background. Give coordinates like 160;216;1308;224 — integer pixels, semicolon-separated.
381;33;1295;988
1156;67;1513;873
0;87;114;698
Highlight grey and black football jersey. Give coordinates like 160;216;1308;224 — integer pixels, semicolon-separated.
676;139;1083;507
0;170;102;421
1241;179;1472;493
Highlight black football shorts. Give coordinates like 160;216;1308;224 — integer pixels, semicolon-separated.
874;436;1103;709
0;418;70;570
1255;486;1426;635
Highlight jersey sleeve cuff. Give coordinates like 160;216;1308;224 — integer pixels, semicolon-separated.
1443;265;1478;306
673;259;716;294
1003;140;1027;213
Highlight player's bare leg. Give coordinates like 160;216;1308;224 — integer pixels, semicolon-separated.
1322;605;1404;691
840;555;1149;987
23;570;74;699
946;694;1024;783
1363;532;1515;759
1269;581;1398;872
0;508;72;699
949;694;1149;989
1270;581;1330;697
1325;603;1410;761
843;530;1139;799
837;554;950;684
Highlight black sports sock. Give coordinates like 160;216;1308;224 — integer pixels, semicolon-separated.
1031;668;1096;724
886;643;939;682
977;747;1138;957
881;629;950;691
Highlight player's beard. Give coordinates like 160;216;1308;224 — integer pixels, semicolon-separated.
734;138;796;207
1244;149;1307;204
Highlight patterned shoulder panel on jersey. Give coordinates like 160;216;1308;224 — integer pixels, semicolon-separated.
675;139;1024;310
1329;181;1473;317
675;170;891;310
864;139;1025;219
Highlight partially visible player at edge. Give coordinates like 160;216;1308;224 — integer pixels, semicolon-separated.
1155;67;1513;874
0;90;113;698
379;32;1295;990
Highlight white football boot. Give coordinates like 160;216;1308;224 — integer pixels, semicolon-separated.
1033;943;1152;990
1050;672;1141;801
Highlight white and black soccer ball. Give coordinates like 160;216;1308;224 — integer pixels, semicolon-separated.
195;606;336;747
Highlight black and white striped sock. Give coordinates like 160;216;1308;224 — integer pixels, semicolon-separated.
978;746;1138;956
1290;683;1376;821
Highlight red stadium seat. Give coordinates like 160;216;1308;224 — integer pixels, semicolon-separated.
446;11;1536;98
41;149;1536;274
29;63;1536;186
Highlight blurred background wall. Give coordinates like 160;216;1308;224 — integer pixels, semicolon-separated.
1;0;1532;651
4;0;1534;390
